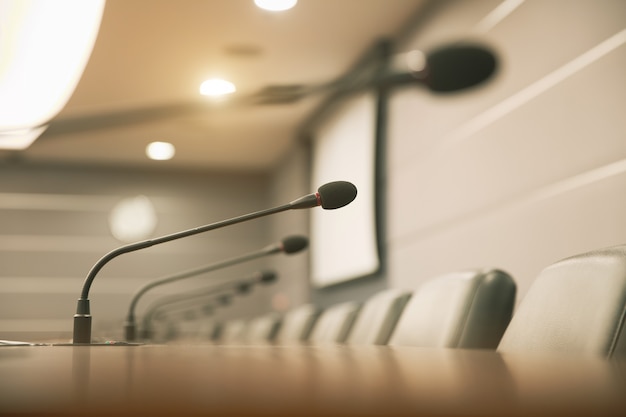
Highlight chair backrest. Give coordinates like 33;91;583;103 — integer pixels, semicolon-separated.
274;304;322;344
218;318;247;345
208;321;223;341
244;312;282;344
389;269;515;349
498;245;626;357
346;289;412;345
193;317;221;341
309;301;361;344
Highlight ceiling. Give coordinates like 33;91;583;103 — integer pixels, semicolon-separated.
7;0;426;173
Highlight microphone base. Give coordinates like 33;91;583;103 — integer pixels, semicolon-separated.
124;321;137;342
73;299;92;344
0;341;143;347
53;341;143;346
73;314;92;344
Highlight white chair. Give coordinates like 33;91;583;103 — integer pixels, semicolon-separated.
498;245;626;357
389;269;516;349
274;304;322;344
218;318;248;345
244;312;282;344
346;289;412;345
309;301;361;344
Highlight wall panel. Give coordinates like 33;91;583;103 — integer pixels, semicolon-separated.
0;163;272;341
385;0;626;305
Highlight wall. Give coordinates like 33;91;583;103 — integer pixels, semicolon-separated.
266;141;312;311
275;0;626;310
386;0;626;303
0;162;272;341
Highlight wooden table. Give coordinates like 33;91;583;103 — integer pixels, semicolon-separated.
0;343;624;416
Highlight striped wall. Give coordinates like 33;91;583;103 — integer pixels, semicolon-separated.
386;0;626;302
0;164;274;341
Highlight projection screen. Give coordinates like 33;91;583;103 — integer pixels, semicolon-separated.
310;91;381;288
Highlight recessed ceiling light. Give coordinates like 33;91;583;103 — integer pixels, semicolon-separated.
254;0;298;12
0;0;105;133
146;141;175;161
199;78;236;96
0;125;48;150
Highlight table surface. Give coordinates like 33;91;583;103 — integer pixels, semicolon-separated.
1;343;625;416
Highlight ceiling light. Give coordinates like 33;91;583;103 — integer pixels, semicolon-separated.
0;126;48;150
199;79;236;97
146;142;175;161
254;0;298;12
0;0;105;134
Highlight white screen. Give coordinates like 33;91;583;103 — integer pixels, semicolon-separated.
310;91;380;287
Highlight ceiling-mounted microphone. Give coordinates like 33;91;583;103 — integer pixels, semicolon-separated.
72;181;355;344
380;43;498;93
123;239;299;341
424;43;498;92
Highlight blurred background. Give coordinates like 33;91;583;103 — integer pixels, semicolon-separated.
1;0;625;342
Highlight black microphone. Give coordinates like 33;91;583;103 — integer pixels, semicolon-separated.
123;238;299;341
141;270;277;341
381;43;498;93
73;181;356;344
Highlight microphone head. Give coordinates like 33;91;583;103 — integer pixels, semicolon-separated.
257;270;278;284
425;44;498;93
281;235;309;254
317;181;357;209
236;282;253;294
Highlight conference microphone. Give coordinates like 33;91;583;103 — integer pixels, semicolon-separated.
141;270;277;341
73;180;355;344
123;238;299;341
123;240;294;342
155;270;277;316
381;43;498;93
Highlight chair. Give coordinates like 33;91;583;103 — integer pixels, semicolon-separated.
208;321;223;341
218;318;248;345
497;245;626;357
346;289;412;345
274;304;322;344
244;312;282;344
188;317;220;342
389;269;515;349
309;301;361;344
